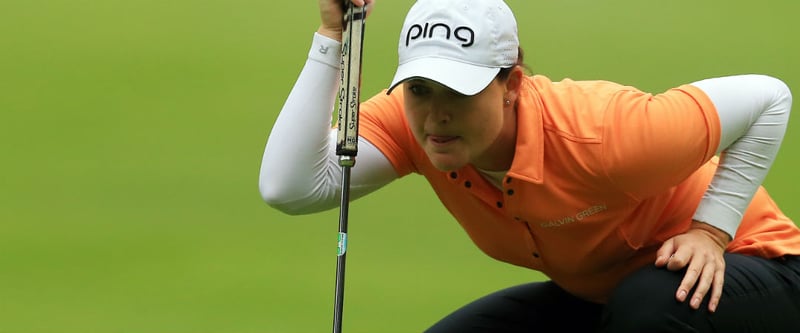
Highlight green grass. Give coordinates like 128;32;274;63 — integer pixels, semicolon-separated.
1;0;799;332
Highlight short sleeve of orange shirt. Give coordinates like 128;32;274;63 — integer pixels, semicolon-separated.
536;76;721;200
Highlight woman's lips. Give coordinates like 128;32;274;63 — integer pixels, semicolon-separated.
428;135;459;146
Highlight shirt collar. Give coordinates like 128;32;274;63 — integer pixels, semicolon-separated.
506;76;544;184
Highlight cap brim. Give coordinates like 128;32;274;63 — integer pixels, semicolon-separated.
387;58;501;96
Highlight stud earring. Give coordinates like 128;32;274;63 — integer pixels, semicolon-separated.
504;99;511;106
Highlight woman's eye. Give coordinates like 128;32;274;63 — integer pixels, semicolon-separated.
408;84;430;96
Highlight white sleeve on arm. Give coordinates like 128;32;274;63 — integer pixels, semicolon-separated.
259;33;398;215
690;74;792;238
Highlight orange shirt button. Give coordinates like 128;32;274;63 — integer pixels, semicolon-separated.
464;181;472;188
496;202;503;208
506;189;515;196
532;252;540;258
450;172;458;179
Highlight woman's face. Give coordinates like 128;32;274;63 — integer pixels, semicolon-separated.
403;76;518;172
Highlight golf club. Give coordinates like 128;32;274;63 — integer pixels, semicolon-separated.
333;2;366;333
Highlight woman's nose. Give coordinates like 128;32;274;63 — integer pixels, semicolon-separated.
428;99;452;124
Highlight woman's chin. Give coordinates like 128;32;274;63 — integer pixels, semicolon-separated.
427;153;468;171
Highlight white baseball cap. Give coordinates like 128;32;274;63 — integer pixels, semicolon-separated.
387;0;519;96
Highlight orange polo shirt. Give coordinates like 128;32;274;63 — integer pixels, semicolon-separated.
358;75;800;302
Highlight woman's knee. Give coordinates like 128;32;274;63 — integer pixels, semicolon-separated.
602;265;711;332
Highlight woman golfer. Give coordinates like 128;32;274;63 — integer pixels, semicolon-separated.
260;0;800;331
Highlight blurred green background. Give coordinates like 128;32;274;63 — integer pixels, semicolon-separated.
1;0;798;332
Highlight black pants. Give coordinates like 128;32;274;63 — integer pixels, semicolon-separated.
426;254;800;333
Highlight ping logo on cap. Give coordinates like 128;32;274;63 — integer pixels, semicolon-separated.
405;22;475;47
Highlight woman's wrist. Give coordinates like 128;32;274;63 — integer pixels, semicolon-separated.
317;26;342;42
690;220;732;246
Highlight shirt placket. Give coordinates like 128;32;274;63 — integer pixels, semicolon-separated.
503;176;543;267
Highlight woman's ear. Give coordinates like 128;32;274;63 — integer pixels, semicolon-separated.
504;66;524;103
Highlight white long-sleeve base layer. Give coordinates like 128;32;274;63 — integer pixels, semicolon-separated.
259;33;792;238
